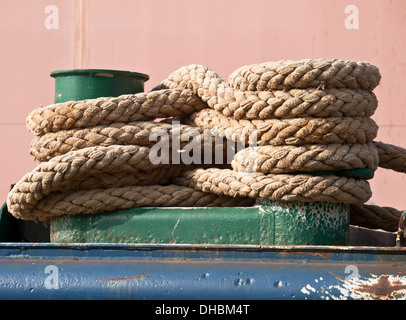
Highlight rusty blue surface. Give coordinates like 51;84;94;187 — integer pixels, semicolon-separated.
0;242;405;300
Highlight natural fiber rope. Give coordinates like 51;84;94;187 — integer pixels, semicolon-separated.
156;62;379;119
228;59;381;91
29;116;379;163
219;88;377;120
7;58;406;232
231;143;379;174
349;204;402;232
25;185;255;222
27;65;379;138
173;168;372;204
30;121;203;162
373;141;406;173
187;109;378;146
7;145;190;219
26;89;206;135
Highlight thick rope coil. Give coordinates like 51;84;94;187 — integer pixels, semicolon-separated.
22;185;255;223
26;89;206;135
173;168;372;204
30;121;203;162
373;141;406;173
188;109;378;146
157;63;378;119
30;113;379;162
349;204;402;232
232;143;379;174
7;145;190;219
228;59;381;91
10;59;406;232
219;88;377;120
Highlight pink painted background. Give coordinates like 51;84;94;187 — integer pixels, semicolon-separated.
1;0;406;209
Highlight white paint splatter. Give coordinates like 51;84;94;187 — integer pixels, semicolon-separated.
325;275;406;300
172;218;181;235
306;284;316;292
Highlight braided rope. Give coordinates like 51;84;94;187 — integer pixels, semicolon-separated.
10;59;406;231
188;109;378;146
26;89;205;135
228;59;381;91
173;168;372;204
232;143;379;174
30;121;203;162
29;115;378;163
349;204;402;232
158;63;379;120
373;141;406;173
221;88;377;120
7;145;189;219
21;185;255;222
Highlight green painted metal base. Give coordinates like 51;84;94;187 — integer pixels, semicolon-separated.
50;202;350;246
51;69;149;103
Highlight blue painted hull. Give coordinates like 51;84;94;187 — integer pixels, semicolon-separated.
0;243;405;300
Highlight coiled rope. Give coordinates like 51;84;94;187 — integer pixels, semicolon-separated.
6;59;405;231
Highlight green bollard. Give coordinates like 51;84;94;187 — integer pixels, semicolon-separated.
51;69;149;103
47;68;350;246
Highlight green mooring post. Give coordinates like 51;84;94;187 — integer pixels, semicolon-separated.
48;68;350;246
51;69;149;103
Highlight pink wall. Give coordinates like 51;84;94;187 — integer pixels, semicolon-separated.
1;0;406;209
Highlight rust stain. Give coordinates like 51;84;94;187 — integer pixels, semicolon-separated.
278;251;333;259
328;272;406;300
352;275;406;300
329;271;345;281
98;274;149;282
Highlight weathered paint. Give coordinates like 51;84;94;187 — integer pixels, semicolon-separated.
322;273;406;300
0;243;405;300
259;201;350;245
50;202;349;246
